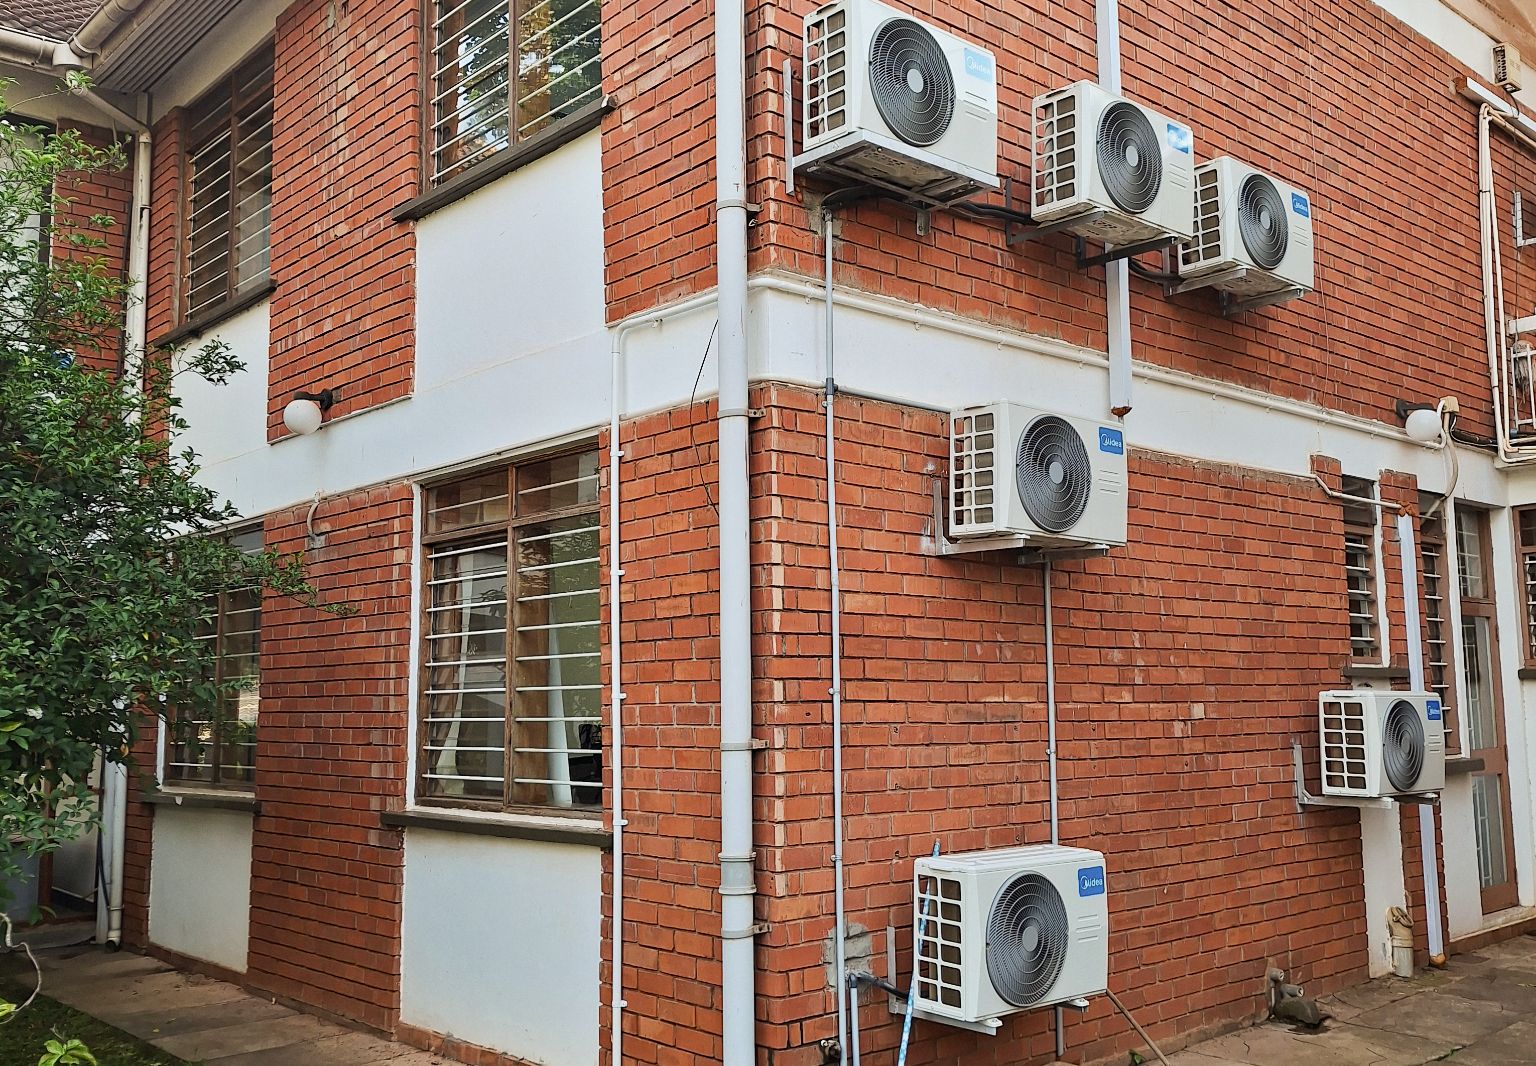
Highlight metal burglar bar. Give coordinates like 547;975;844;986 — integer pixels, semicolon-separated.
1341;476;1379;661
183;45;273;321
431;0;601;184
1419;499;1460;754
166;528;262;787
419;449;601;810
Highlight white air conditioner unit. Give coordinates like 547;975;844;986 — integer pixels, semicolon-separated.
800;0;998;202
1178;156;1314;299
949;401;1127;548
1031;81;1195;245
914;845;1109;1025
1319;690;1445;798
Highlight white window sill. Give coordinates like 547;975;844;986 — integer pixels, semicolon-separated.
380;806;609;848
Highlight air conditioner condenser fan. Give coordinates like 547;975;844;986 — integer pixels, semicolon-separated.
867;18;955;147
1016;415;1093;533
1237;172;1289;269
1095;101;1162;213
986;872;1070;1007
1382;698;1426;791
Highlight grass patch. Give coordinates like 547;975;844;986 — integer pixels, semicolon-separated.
0;981;191;1065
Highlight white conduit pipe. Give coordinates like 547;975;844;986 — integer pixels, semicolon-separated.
1396;513;1447;965
607;289;717;1066
1477;108;1518;463
824;213;850;1066
1096;0;1131;418
93;96;150;948
1043;560;1063;1060
715;0;756;1050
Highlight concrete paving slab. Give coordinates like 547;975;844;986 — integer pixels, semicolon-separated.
209;1031;455;1065
108;993;296;1041
153;1012;339;1061
1350;985;1517;1046
47;969;250;1017
1442;1018;1536;1065
1187;1020;1459;1066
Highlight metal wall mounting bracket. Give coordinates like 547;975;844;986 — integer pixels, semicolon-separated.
1164;265;1250;297
1292;740;1400;812
1074;233;1178;269
884;925;1002;1036
924;481;1110;563
1221;286;1307;316
1006;209;1103;246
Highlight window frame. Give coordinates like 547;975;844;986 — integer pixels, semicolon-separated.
1514;505;1536;669
177;42;274;329
414;445;603;818
162;526;263;793
423;0;603;191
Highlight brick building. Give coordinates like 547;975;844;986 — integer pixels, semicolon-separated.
4;0;1536;1063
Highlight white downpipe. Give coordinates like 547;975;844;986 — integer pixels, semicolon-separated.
1396;512;1447;964
1096;0;1131;419
1477;108;1517;462
98;101;150;949
1043;560;1063;1060
823;212;850;1066
1398;516;1446;960
608;288;716;1066
716;0;756;1044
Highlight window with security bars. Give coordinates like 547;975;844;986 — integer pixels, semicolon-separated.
165;528;262;788
1419;498;1460;754
1341;476;1380;661
419;449;601;811
182;45;273;322
430;0;601;184
1517;507;1536;667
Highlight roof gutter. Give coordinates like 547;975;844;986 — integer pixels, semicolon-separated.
0;27;87;70
69;0;150;60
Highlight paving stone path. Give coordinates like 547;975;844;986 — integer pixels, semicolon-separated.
1;934;465;1065
1172;933;1536;1066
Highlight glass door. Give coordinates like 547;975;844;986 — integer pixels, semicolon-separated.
1456;507;1520;914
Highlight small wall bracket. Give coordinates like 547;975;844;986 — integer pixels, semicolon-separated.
884;925;1003;1037
1005;208;1101;247
1221;286;1308;317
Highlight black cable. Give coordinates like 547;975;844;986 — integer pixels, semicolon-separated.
1127;258;1178;284
1449;427;1499;451
689;320;721;518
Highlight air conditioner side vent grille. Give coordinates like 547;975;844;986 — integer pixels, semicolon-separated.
1032;91;1078;210
1321;697;1369;794
915;871;964;1009
1182;165;1222;271
805;5;850;141
950;409;998;532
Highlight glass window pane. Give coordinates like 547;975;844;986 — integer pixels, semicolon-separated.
511;512;601;807
515;0;601;140
1472;774;1509;890
433;0;511;181
429;470;510;533
1458;511;1487;599
516;450;599;514
1463;616;1498;752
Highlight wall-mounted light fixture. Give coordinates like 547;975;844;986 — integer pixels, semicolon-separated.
283;388;336;436
1394;397;1457;445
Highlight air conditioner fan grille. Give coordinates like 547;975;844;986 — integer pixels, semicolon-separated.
1238;172;1289;270
1383;698;1425;792
987;872;1069;1007
1016;415;1092;533
1095;101;1161;213
867;18;954;147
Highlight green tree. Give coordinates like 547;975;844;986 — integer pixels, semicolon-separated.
0;84;323;910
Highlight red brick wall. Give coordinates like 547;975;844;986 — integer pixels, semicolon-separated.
612;385;1376;1064
604;0;1536;440
144;109;182;347
51;122;134;374
266;0;420;435
605;399;736;1062
245;484;413;1030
